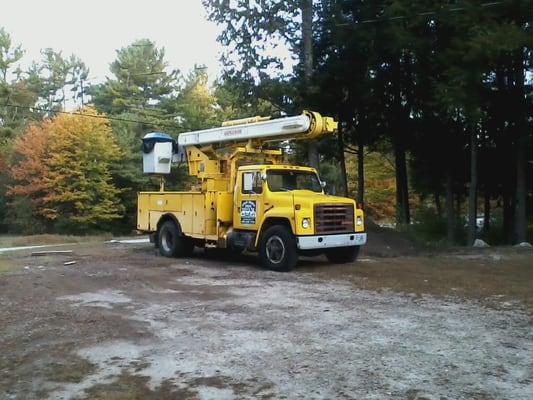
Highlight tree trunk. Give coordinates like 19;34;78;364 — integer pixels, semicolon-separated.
80;79;85;107
494;65;513;243
513;52;527;244
301;0;313;81
307;143;319;169
394;138;410;225
503;193;514;244
390;58;410;226
357;142;364;206
467;128;478;246
483;190;491;234
435;192;442;219
445;170;455;244
301;0;318;169
337;129;348;197
501;141;516;244
514;139;527;243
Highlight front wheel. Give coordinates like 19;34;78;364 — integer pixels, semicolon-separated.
258;225;298;272
325;246;360;264
158;221;194;257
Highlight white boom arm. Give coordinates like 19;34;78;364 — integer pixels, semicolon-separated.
177;111;337;147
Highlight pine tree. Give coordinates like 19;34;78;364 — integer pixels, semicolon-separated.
90;39;179;119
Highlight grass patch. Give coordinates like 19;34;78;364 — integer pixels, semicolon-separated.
0;234;113;248
0;257;24;273
43;358;96;383
325;253;533;307
85;374;195;400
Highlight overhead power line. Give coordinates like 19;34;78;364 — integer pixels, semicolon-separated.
336;1;502;26
0;103;178;129
130;72;166;77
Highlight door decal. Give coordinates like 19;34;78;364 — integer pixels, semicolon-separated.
240;200;256;225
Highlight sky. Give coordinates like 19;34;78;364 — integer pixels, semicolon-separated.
1;0;224;84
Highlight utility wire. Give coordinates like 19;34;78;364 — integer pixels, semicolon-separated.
120;104;182;118
336;1;502;26
130;72;166;77
0;103;178;129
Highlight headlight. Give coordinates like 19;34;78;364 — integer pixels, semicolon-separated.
356;216;363;226
302;218;310;229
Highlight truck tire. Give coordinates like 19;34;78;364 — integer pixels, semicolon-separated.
158;221;194;257
258;225;298;272
149;232;159;249
325;245;360;264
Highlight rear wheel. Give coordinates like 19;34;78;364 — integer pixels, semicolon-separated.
258;225;298;272
158;221;194;257
325;246;360;264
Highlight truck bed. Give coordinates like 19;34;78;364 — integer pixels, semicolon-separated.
137;191;232;239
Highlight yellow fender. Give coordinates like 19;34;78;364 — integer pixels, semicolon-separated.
254;207;296;247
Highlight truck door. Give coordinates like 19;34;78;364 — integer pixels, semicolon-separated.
234;170;263;231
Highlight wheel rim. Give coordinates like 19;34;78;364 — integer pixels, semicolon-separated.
161;229;174;252
265;235;285;264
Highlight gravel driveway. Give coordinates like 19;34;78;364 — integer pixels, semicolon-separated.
0;243;531;399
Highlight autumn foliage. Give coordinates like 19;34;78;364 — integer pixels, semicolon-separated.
8;107;124;231
9;122;51;208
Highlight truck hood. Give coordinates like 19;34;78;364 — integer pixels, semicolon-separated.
290;190;355;207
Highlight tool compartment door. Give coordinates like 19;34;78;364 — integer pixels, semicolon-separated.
192;194;205;235
180;194;194;234
137;193;150;230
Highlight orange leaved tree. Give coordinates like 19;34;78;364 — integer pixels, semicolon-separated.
8;107;124;232
8;122;52;232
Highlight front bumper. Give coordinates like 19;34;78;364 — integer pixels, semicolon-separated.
297;232;367;250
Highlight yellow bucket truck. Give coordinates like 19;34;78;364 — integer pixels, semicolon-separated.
137;111;366;271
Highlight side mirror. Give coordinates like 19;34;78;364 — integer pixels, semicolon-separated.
261;173;267;181
320;181;327;189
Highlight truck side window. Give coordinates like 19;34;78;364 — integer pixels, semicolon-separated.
242;171;263;194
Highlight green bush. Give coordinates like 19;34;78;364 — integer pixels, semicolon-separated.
4;196;47;234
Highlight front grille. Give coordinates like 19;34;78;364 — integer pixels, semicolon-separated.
314;203;354;234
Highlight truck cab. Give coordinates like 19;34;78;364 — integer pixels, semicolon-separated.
230;165;366;270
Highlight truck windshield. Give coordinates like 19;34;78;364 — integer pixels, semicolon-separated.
266;170;322;193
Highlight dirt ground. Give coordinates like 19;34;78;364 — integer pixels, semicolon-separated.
0;240;532;400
